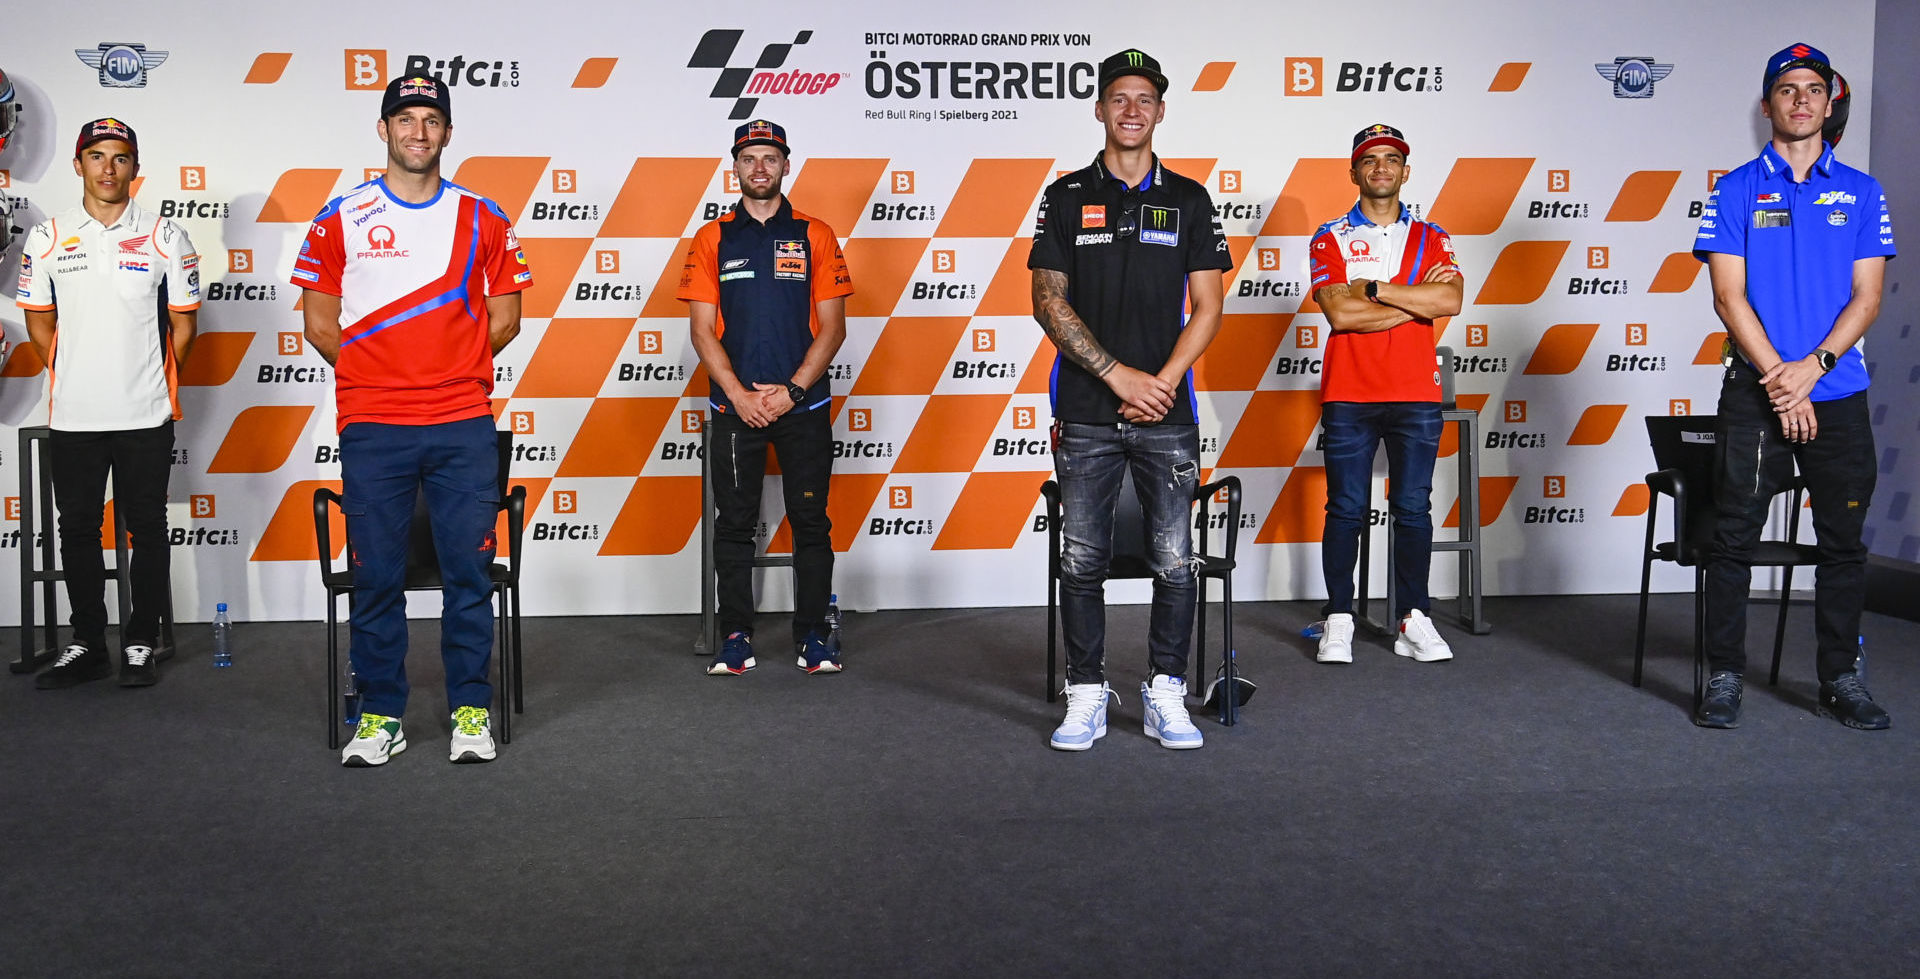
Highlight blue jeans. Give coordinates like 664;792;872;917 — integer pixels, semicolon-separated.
339;417;500;718
1705;366;1875;681
1320;401;1443;619
1055;421;1199;684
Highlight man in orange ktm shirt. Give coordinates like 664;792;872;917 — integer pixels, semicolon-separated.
678;120;853;677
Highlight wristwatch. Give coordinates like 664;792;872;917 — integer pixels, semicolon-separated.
1364;279;1380;302
785;381;808;405
1811;348;1837;373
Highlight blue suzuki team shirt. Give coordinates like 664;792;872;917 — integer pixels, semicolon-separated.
1693;141;1896;401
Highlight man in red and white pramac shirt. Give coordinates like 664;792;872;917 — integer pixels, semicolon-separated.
1307;124;1465;667
295;75;531;768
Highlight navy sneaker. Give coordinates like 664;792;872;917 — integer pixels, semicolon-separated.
1819;674;1890;730
796;632;842;674
1694;671;1743;729
708;631;755;675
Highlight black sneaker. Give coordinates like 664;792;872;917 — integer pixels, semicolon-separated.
1818;674;1891;730
36;644;111;689
1694;671;1743;728
119;644;159;687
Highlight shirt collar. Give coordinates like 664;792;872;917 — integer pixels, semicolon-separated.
1092;152;1160;193
731;195;793;226
1344;200;1410;228
1758;141;1837;181
71;197;145;232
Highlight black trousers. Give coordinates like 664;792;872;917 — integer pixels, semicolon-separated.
1704;367;1875;681
50;422;174;651
709;408;834;645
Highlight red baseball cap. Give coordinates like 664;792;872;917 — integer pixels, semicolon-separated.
1351;123;1409;163
75;117;138;161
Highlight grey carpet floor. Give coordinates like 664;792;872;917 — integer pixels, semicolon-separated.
2;595;1915;978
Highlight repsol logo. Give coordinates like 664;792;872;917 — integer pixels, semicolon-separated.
402;55;521;88
208;283;279;302
529;202;601;221
1274;356;1322;375
1527;201;1590;219
1453;354;1511;373
834;440;896;459
1486;432;1549;449
868;517;936;535
1523;506;1586;524
865;51;1096;100
912;281;977;301
168;527;242;546
1238;280;1302;298
872;203;939;221
258;366;329;383
572;283;642;301
1605;354;1668;372
952;361;1017;379
532;522;602;541
618;363;687;382
158;200;229;219
992;437;1048;457
1568;277;1630;295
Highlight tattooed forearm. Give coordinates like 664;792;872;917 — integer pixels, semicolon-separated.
1031;269;1117;378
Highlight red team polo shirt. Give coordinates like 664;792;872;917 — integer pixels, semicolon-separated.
1309;203;1458;403
292;178;532;432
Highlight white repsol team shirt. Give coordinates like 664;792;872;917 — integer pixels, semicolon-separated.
15;200;201;431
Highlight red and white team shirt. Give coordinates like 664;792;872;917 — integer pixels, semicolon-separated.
291;178;531;432
1309;202;1459;404
16;200;201;431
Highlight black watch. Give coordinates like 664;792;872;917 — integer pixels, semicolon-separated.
785;381;808;405
1365;279;1380;302
1812;348;1837;373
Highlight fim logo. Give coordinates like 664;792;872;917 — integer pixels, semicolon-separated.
1595;57;1673;99
76;42;169;88
688;29;835;120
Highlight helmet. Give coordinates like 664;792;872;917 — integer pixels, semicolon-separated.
1824;70;1851;147
0;68;16;154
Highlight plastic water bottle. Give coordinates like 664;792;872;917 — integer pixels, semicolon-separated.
1301;621;1325;639
824;594;843;651
1854;635;1867;681
212;603;233;668
342;660;362;727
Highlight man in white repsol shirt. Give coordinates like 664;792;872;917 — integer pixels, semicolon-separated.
17;118;200;689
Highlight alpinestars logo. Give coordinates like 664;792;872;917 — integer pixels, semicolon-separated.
688;30;840;120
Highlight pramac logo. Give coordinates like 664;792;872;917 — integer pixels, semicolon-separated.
356;225;410;260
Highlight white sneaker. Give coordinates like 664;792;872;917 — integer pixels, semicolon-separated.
1141;674;1204;749
1316;613;1355;664
1394;609;1454;662
341;713;407;767
1050;682;1114;751
449;706;497;763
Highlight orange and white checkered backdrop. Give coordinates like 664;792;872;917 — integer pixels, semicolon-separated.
0;1;1882;623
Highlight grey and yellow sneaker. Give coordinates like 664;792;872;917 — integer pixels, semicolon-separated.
450;706;496;763
341;712;406;767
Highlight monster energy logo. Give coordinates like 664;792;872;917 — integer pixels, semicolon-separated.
1139;205;1178;245
1126;51;1144;67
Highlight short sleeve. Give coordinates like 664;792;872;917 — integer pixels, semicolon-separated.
1186;186;1233;273
159;220;202;311
1026;183;1069;273
484;215;533;297
14;223;54;311
809;220;853;303
1308;228;1347;289
676;223;721;305
1692;177;1745;260
291;211;346;296
1858;180;1896;260
1425;224;1461;278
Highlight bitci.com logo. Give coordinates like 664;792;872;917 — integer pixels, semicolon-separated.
689;30;840;120
346;50;521;90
